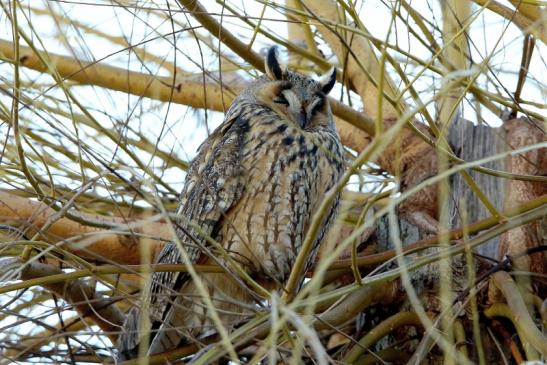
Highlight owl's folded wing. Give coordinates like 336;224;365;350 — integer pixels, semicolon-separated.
116;113;250;359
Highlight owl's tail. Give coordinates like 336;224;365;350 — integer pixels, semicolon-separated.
116;306;147;360
148;313;191;359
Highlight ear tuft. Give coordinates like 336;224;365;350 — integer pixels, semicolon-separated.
265;46;285;80
319;67;336;94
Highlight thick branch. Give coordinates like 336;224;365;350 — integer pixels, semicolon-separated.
0;190;169;264
438;0;471;125
0;39;236;111
174;0;378;147
489;271;547;357
0;190;370;265
175;0;264;71
3;259;125;342
300;0;401;120
498;118;547;274
472;0;546;43
0;38;374;149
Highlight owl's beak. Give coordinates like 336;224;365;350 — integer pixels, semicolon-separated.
297;110;308;129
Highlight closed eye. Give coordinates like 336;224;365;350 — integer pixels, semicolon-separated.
309;97;326;115
273;95;289;105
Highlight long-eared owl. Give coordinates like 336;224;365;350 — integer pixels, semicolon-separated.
117;46;344;359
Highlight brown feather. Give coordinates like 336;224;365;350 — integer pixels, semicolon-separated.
117;46;344;359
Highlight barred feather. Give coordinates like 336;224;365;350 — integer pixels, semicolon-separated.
117;48;344;359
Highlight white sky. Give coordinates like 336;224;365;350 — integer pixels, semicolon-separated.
0;1;545;363
1;0;543;197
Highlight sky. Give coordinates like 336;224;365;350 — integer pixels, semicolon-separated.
1;0;543;197
0;0;545;363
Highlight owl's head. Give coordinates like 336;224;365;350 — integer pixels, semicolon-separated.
252;46;336;130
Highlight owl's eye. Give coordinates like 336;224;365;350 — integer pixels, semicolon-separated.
309;95;326;115
273;95;289;105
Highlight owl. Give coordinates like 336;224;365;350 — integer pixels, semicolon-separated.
117;46;344;360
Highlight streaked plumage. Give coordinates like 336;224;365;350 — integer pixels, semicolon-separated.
117;46;344;360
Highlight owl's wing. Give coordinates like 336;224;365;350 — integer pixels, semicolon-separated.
117;111;250;359
149;111;249;319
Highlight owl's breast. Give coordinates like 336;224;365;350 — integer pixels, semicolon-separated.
217;114;342;282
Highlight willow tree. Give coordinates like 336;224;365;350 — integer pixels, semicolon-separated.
0;0;545;364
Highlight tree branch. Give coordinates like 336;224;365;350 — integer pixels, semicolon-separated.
0;38;375;149
472;0;546;43
0;190;169;264
1;258;125;342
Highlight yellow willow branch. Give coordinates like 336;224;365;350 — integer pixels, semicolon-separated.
508;0;546;24
438;0;471;127
344;311;423;363
0;38;375;148
175;0;264;71
0;189;369;266
472;0;546;43
489;271;547;357
16;260;125;342
0;261;223;295
300;0;403;120
0;190;168;264
0;38;237;111
28;5;187;76
285;0;321;66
